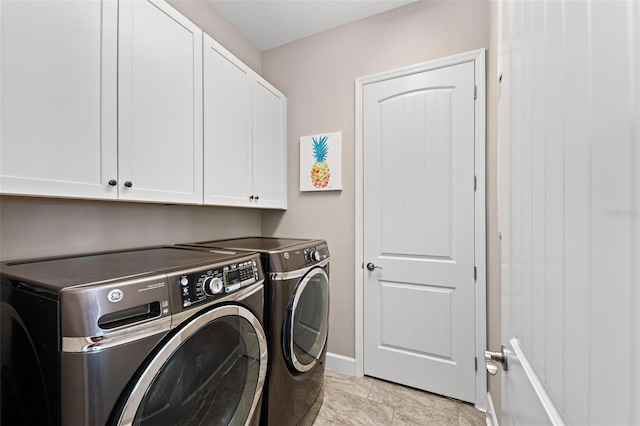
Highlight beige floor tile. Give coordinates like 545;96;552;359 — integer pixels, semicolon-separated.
391;402;458;425
324;369;376;399
368;378;458;413
456;402;485;426
315;386;394;425
314;372;482;426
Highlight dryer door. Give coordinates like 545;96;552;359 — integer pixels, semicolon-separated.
115;305;267;426
284;267;330;373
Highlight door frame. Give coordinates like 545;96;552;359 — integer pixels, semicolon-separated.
354;49;487;410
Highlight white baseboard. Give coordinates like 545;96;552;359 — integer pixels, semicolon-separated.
325;352;357;376
486;392;499;426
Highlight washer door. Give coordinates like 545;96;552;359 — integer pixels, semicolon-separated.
117;305;267;426
284;267;330;373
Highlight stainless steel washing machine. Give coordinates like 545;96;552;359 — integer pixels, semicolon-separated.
1;246;268;426
178;237;330;426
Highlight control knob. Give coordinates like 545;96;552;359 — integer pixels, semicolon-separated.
308;250;321;262
202;276;224;296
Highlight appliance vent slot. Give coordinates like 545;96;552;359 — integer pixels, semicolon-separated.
98;302;161;329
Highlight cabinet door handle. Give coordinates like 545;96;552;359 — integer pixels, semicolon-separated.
108;180;117;187
249;195;254;200
255;195;259;200
124;181;133;188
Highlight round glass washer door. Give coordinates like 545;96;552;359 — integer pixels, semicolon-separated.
117;305;267;426
284;267;329;373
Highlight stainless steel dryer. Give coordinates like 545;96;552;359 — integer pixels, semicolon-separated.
0;246;267;426
178;237;330;426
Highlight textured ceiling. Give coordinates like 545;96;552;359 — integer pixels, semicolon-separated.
206;0;418;51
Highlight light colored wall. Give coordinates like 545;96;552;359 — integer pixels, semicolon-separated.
0;197;261;260
262;0;494;360
166;0;262;74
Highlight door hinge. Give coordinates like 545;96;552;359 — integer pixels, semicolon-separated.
474;266;477;281
474;85;477;100
475;356;478;371
474;175;477;191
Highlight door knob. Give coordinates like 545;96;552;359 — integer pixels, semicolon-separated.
124;181;133;188
366;262;382;271
484;345;508;375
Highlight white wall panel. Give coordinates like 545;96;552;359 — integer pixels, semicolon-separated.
381;91;452;259
380;281;452;358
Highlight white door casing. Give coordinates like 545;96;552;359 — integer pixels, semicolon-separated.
355;49;486;407
498;0;640;424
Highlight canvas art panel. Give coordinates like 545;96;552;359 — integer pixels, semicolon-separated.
300;132;342;191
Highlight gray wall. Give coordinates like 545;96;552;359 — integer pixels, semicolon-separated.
260;0;500;405
167;0;262;74
0;197;261;260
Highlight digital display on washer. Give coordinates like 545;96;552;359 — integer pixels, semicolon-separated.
179;260;259;308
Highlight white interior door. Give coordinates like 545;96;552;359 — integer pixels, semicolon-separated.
497;0;640;424
362;59;478;402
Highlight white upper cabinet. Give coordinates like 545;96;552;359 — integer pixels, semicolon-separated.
118;0;203;204
203;35;287;209
251;77;287;209
0;0;118;199
203;35;251;207
1;0;283;208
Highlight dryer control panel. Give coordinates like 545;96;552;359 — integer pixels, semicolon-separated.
303;243;330;265
177;258;260;308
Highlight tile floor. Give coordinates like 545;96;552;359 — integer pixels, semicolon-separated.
313;369;486;426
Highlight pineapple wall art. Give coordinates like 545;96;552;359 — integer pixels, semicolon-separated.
300;132;342;192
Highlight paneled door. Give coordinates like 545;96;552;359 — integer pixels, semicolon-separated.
496;0;640;424
362;57;479;402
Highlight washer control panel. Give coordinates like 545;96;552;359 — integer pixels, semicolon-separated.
303;243;330;265
178;259;259;308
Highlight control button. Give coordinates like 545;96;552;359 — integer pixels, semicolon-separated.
225;283;241;293
180;277;189;286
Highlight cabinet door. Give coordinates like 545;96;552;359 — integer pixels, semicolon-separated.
203;35;252;207
251;77;287;209
118;0;203;204
0;0;118;199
